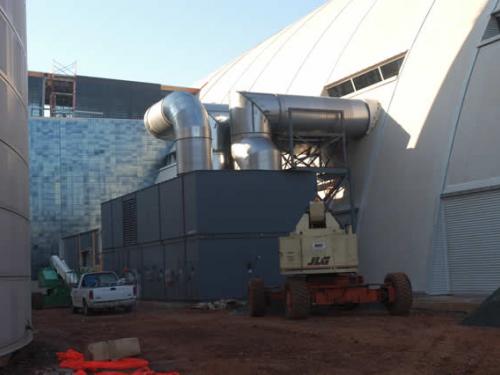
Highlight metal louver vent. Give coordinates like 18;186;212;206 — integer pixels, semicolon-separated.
123;197;137;246
482;12;500;40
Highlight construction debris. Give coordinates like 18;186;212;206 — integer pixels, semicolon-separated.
87;337;141;361
191;299;245;311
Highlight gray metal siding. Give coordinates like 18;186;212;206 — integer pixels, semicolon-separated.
444;188;500;293
184;171;317;235
185;238;199;300
128;247;142;271
111;199;124;249
137;185;160;243
141;244;165;300
100;170;317;301
101;202;113;250
102;251;117;274
197;237;283;300
164;240;186;300
62;236;79;271
159;177;184;239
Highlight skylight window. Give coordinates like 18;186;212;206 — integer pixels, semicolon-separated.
482;10;500;40
325;53;406;98
326;80;354;97
353;68;382;90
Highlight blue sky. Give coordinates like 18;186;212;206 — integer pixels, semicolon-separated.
27;1;325;87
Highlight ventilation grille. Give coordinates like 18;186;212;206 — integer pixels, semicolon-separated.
123;197;137;246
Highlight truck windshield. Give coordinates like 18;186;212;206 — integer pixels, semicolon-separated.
82;273;118;288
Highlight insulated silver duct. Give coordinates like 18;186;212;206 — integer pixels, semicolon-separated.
205;103;231;170
229;91;377;170
229;92;281;170
144;92;212;174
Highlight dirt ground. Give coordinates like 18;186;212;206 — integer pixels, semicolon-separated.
3;302;500;375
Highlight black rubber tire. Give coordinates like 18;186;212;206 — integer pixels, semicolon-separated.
71;306;79;314
384;272;413;316
248;278;266;317
124;304;134;313
285;278;310;319
82;300;92;316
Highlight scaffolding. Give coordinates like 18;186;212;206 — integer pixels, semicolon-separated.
44;61;77;117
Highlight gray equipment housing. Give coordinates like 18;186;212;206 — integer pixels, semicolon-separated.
101;170;317;300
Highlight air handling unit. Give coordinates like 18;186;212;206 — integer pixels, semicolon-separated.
102;88;411;315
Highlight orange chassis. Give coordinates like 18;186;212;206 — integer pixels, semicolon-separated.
248;272;412;319
274;274;395;305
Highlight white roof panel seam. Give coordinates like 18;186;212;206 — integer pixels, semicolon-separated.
285;0;353;94
246;1;330;94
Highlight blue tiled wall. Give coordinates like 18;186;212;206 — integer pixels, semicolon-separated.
29;117;169;274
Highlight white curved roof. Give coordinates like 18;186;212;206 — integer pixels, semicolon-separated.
198;0;435;104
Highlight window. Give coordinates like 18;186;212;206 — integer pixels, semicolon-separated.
352;68;382;90
380;57;404;79
325;53;406;97
327;80;354;97
82;273;118;288
482;10;500;40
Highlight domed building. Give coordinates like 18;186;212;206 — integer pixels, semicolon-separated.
197;0;500;294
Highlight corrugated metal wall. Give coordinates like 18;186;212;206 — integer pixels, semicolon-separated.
444;189;500;294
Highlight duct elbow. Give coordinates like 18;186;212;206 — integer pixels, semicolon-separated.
229;91;281;170
231;136;281;170
144;91;212;174
144;99;173;140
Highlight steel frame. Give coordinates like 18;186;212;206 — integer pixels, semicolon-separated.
280;107;357;231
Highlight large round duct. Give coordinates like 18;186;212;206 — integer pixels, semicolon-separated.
229;91;375;170
0;0;32;359
144;92;213;174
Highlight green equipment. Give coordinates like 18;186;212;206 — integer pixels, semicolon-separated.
32;256;76;309
32;267;72;309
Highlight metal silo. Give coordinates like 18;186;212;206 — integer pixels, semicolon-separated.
0;0;31;359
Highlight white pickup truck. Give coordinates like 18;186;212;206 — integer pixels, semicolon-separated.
71;272;136;315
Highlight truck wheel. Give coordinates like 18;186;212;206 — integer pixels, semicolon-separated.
83;300;92;316
285;278;310;319
124;305;134;313
384;272;413;315
248;278;266;317
71;306;79;314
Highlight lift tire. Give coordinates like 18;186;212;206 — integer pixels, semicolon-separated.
285;279;310;319
384;272;413;316
248;278;266;317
